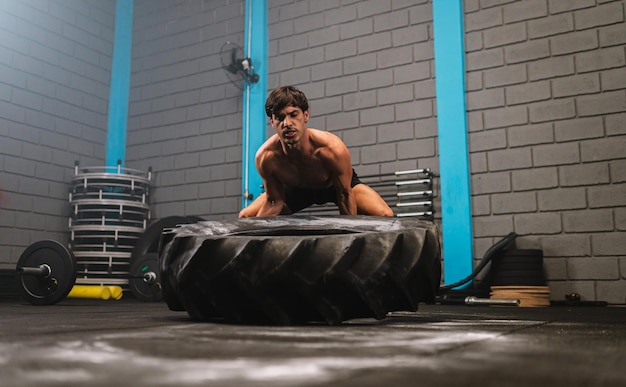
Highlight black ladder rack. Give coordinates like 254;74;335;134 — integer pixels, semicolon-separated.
298;168;436;220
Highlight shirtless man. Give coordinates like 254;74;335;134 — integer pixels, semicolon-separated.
239;86;393;218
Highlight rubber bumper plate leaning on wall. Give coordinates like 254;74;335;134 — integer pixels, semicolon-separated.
159;215;442;325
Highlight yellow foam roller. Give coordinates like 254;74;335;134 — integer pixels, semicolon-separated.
67;285;112;300
107;286;123;300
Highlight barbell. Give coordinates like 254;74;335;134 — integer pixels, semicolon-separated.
16;240;77;305
7;240;162;305
128;252;162;302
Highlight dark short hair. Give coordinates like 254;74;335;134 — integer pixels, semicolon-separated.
264;86;309;117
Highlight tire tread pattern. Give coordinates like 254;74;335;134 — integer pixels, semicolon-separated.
160;216;441;325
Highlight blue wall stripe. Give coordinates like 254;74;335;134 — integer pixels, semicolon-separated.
241;0;267;208
105;0;134;169
432;0;474;286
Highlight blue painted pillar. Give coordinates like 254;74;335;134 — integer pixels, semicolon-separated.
241;0;267;208
105;0;134;169
432;0;474;286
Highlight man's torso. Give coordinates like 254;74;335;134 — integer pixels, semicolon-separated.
264;129;339;190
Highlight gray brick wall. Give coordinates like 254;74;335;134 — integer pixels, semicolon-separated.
126;0;246;221
266;0;434;177
2;0;624;303
0;0;113;264
126;0;436;221
467;0;626;303
267;0;626;303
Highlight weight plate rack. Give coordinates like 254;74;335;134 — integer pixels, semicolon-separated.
299;168;436;220
69;162;151;288
394;169;435;220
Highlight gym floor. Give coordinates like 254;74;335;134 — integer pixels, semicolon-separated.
1;298;624;386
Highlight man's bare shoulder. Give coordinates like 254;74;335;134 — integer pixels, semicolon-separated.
308;128;338;139
257;134;281;153
308;128;348;156
255;135;282;163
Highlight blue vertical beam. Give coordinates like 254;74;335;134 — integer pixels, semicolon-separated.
105;0;134;169
241;0;267;208
432;0;474;285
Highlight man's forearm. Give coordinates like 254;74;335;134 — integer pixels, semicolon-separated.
257;199;286;217
337;193;357;215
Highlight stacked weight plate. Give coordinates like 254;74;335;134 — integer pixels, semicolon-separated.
489;249;549;307
69;163;151;289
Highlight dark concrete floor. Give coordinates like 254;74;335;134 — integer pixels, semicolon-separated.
0;297;624;387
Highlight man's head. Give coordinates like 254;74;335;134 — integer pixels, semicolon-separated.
265;86;309;118
266;86;310;147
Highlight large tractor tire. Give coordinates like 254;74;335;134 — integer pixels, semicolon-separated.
129;215;204;302
159;216;441;325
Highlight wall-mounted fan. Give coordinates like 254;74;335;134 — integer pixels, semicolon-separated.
220;41;259;90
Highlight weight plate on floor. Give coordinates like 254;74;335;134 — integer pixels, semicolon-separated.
129;252;162;302
131;216;203;262
494;269;545;277
498;249;543;264
494;262;543;271
492;276;546;286
16;240;77;305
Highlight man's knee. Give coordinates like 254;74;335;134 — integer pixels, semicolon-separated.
354;184;394;217
238;207;255;218
369;203;394;217
380;207;394;217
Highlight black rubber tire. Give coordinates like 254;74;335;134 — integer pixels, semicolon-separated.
131;216;204;262
130;215;204;304
160;215;441;325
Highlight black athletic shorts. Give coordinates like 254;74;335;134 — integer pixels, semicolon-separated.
284;169;362;213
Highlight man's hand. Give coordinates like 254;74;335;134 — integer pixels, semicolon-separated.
257;197;288;217
321;137;357;215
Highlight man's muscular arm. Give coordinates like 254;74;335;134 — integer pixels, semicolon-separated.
257;183;287;216
255;151;289;217
323;137;357;215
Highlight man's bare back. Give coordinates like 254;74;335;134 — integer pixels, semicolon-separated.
239;86;392;218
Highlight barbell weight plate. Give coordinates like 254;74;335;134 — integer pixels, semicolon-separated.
130;216;205;263
16;240;77;306
128;252;162;302
128;216;204;303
